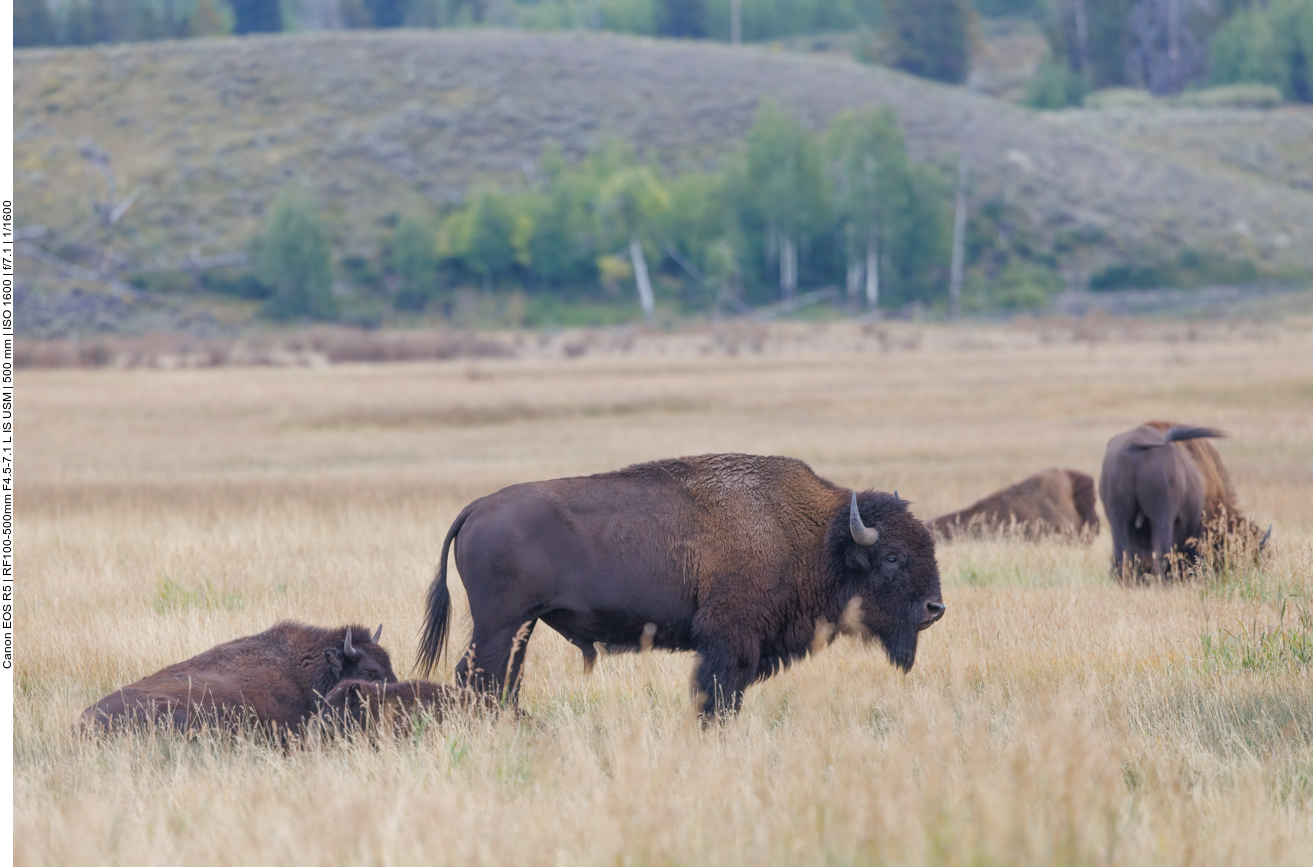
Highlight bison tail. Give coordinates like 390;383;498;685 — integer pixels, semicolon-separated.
1165;425;1226;443
416;501;478;677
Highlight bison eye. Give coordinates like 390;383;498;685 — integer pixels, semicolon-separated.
885;554;898;564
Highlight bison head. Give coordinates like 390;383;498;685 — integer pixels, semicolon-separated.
833;491;944;671
323;624;397;687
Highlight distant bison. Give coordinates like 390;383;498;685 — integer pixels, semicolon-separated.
926;468;1099;540
80;622;396;734
322;679;497;736
417;453;945;718
1099;421;1268;580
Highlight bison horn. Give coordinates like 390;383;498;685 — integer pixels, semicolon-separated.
372;623;383;643
849;492;879;547
343;629;360;661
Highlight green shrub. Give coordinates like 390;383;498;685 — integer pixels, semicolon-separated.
1082;87;1158;109
988;261;1064;309
1174;83;1284;108
1089;248;1261;291
253;188;335;320
1023;59;1088;109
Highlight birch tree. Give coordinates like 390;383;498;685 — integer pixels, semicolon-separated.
599;167;672;322
743;103;828;301
828;109;911;311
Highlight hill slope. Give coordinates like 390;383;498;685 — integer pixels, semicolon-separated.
15;30;1313;276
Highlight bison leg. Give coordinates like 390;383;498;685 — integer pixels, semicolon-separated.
692;637;761;720
456;619;538;705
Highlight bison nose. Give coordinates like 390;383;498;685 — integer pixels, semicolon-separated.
920;600;945;629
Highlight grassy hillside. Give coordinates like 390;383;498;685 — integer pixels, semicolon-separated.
15;29;1313;286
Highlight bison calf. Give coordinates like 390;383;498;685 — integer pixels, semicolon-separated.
1100;421;1268;580
80;622;397;735
321;679;497;736
926;468;1099;540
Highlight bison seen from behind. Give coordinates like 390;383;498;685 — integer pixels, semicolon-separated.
80;622;397;734
417;453;945;718
926;468;1099;540
1100;421;1268;580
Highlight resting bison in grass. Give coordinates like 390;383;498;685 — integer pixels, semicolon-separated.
80;622;396;734
926;468;1099;540
322;679;497;736
1100;421;1268;580
417;453;944;718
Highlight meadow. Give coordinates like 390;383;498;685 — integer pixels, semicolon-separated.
16;319;1313;865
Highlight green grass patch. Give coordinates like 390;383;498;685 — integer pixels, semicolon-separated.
151;575;244;614
1201;596;1313;672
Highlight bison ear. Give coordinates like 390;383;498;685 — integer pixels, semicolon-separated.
846;547;871;572
324;648;344;676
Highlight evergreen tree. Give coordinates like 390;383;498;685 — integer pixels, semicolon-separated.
883;0;974;84
14;0;57;46
657;0;709;37
230;0;282;33
368;0;407;27
254;190;335;319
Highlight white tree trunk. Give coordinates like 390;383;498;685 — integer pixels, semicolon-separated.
865;229;880;309
949;152;970;320
846;260;863;303
731;0;742;44
629;235;655;322
779;234;797;300
1072;0;1091;77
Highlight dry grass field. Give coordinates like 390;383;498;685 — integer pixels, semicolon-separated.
17;320;1313;865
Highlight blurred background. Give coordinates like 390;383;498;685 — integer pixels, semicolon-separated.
12;0;1313;351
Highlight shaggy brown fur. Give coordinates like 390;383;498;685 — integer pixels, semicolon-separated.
79;622;397;734
926;468;1099;540
1100;421;1267;580
417;453;944;718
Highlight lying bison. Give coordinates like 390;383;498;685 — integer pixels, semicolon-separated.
417;453;945;718
322;679;497;737
926;468;1099;540
80;622;396;734
1100;421;1268;580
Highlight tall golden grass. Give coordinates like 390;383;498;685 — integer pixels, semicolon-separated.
17;321;1313;865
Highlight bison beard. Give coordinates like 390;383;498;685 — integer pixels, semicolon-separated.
79;622;397;735
416;454;945;718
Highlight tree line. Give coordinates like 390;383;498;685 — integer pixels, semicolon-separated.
203;105;1060;325
1030;0;1313;104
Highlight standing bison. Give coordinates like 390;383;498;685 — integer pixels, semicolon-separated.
80;622;396;734
1100;421;1267;580
926;468;1099;540
416;453;945;718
